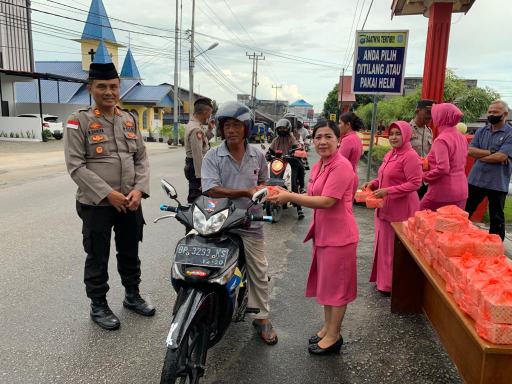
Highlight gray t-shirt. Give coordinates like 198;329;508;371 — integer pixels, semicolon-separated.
201;141;268;237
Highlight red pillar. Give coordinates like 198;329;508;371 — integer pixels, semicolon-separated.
421;2;453;104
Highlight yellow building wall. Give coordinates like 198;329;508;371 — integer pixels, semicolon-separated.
80;40;120;71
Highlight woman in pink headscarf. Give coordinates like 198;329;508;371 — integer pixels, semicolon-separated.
362;121;422;294
420;103;468;210
338;112;364;195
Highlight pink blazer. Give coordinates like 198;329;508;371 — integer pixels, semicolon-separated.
423;103;468;203
370;121;422;222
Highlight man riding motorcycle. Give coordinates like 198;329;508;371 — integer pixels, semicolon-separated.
267;118;305;219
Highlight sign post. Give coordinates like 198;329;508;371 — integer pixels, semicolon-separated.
351;30;408;181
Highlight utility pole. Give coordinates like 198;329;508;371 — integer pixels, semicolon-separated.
246;52;264;123
188;0;196;121
339;67;345;116
173;0;179;145
272;84;282;127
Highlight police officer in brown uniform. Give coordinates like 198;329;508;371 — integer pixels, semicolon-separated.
64;62;155;330
184;97;214;203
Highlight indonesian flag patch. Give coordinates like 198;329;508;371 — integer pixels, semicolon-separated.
66;120;79;130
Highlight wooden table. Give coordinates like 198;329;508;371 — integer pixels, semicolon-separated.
391;222;512;384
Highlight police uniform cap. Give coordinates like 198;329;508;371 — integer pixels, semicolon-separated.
416;99;434;110
194;97;213;109
89;63;119;80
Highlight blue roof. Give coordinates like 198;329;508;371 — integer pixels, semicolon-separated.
35;61;88;80
16;81;84;103
92;40;112;64
82;0;117;43
123;85;173;105
120;49;141;79
290;99;313;107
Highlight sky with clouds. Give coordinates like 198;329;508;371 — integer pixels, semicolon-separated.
30;0;512;112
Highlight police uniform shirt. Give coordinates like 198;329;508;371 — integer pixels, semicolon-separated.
64;106;150;206
410;119;433;157
185;117;210;178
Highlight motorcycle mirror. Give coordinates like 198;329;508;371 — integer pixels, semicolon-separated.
161;179;178;199
251;187;268;203
260;144;266;150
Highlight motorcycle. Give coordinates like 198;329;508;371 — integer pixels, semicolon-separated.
155;180;272;384
263;146;307;222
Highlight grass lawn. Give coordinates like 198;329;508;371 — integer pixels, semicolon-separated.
482;196;512;223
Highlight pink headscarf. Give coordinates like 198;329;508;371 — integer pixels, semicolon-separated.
432;103;463;133
388;120;413;153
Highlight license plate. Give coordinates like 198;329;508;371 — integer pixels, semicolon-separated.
175;244;229;268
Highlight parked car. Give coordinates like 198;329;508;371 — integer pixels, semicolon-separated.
16;114;64;139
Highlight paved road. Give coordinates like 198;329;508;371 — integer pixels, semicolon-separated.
0;143;461;383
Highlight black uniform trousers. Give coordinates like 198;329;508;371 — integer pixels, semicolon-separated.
76;202;145;299
465;184;507;240
185;157;202;204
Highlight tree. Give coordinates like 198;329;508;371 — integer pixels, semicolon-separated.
322;83;338;118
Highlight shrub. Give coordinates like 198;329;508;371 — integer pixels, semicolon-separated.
371;145;392;164
42;129;53;140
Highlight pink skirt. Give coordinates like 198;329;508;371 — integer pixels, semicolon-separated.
369;216;395;292
305;243;357;306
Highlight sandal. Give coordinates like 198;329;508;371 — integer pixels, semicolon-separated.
252;320;278;345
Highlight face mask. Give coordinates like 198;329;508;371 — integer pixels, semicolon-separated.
487;114;503;125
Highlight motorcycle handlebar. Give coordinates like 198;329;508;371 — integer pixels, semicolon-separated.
160;204;178;213
248;214;273;222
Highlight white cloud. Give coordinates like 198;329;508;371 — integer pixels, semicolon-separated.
30;0;512;111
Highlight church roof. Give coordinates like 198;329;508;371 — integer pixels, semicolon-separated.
120;49;141;79
81;0;117;43
92;40;112;64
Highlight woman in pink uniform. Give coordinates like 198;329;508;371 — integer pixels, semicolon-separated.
268;119;358;356
420;103;468;210
362;121;422;295
338;112;364;194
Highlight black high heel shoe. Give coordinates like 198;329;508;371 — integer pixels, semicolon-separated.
308;336;344;355
308;334;322;344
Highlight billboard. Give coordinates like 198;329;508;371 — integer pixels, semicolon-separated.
352;30;408;95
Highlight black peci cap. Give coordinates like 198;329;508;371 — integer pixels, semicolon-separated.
89;62;119;80
194;97;213;109
416;99;434;110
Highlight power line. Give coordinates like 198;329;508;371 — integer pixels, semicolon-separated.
0;0;180;40
344;0;375;72
341;0;361;70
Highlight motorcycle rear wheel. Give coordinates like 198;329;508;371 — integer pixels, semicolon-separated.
160;321;209;384
265;202;282;223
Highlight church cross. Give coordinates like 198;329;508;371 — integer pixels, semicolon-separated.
88;48;96;62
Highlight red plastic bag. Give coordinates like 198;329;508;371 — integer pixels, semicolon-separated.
365;194;384;209
480;288;512;325
437;232;474;258
415;210;438;232
355;188;370;203
450;253;481;284
437;205;470;219
434;214;469;233
476;319;512;344
472;233;504;258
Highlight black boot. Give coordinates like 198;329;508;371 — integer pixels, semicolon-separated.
90;298;120;330
297;207;305;220
123;287;156;316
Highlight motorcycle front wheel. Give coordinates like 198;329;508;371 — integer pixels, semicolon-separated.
160;320;209;384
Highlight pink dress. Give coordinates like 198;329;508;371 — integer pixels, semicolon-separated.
369;121;422;292
339;131;363;194
420;103;468;210
304;152;359;306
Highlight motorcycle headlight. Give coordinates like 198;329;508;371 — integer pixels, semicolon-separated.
193;207;229;235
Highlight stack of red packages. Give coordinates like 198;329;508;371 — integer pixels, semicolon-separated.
400;205;512;344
